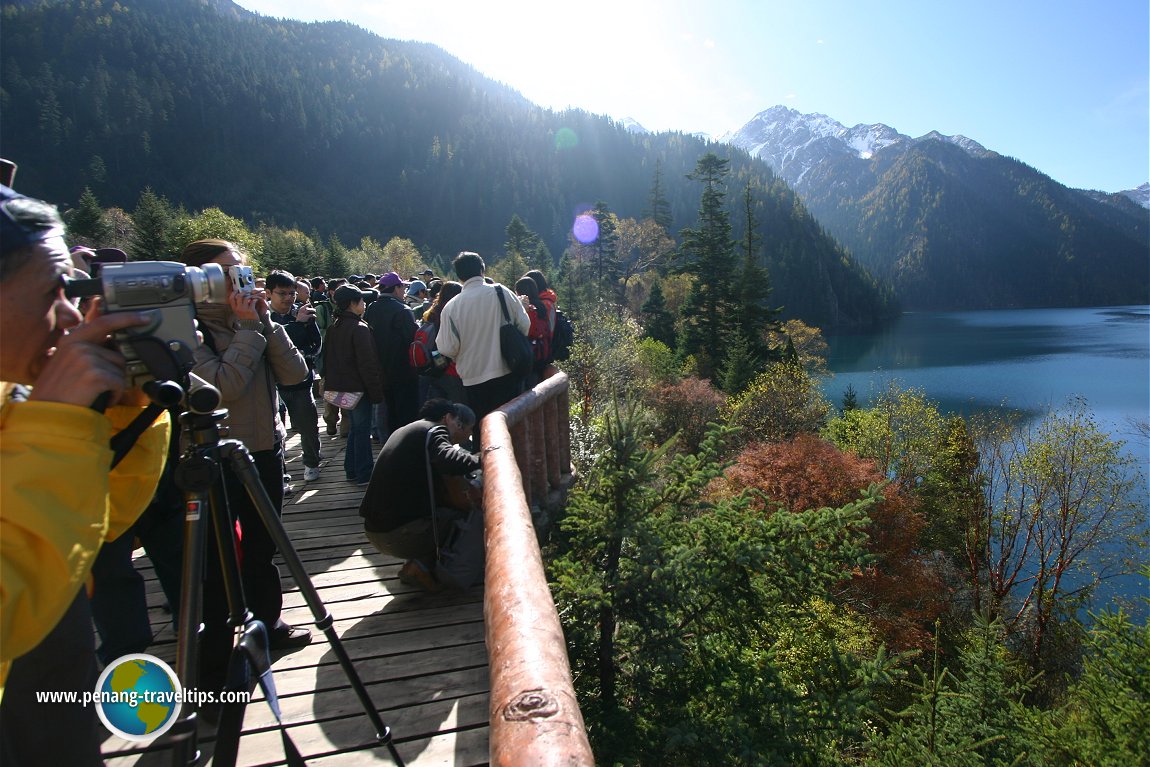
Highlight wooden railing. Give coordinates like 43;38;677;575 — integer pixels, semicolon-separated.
479;370;593;766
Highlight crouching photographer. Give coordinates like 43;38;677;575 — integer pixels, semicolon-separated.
0;185;171;765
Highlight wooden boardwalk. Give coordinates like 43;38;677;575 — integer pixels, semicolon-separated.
101;423;490;767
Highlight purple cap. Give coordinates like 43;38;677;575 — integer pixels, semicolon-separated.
378;271;407;289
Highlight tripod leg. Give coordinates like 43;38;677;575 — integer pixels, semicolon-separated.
169;447;254;767
222;442;406;766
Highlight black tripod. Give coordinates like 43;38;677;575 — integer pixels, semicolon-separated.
157;378;404;766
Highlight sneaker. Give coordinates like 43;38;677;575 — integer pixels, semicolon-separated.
283;484;295;499
398;560;442;593
269;623;312;650
304;466;321;482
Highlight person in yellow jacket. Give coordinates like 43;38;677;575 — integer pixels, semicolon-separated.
0;185;169;765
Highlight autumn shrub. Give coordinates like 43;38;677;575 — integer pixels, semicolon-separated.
718;434;945;653
647;375;726;454
724;360;832;448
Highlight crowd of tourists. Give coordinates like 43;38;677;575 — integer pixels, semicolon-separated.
0;177;566;764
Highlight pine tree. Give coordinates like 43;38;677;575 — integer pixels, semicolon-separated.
735;182;782;360
324;234;352;277
590;201;620;295
677;153;736;378
639;278;676;348
67;187;113;246
128;187;176;261
643;158;673;234
720;329;760;394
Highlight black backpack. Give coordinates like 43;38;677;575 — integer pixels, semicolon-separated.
551;308;575;361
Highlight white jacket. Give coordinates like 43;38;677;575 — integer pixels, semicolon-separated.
437;277;531;386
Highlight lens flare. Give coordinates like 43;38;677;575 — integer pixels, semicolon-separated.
573;213;599;244
554;127;579;150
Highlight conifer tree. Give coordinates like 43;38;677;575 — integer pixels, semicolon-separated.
324;234;352;277
677;153;736;377
643;158;673;234
720;329;760;394
639;279;676;348
590;201;620;295
67;187;113;246
128;187;176;261
735;182;782;361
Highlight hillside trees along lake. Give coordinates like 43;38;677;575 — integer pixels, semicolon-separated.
1;0;892;329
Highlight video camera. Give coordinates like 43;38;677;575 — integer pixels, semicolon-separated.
65;260;230;387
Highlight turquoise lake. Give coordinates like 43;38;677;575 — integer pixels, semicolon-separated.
822;305;1149;615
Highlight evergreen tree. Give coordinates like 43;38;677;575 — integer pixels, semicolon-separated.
128;187;177;261
866;614;1035;767
67;187;113;246
720;329;760;394
324;234;352;277
735;182;782;361
639;278;676;348
643;158;673;234
677;153;737;378
503;213;552;271
842;384;859;412
590;201;620;295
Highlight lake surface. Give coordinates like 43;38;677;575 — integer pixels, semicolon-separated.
822;305;1149;615
824;305;1149;436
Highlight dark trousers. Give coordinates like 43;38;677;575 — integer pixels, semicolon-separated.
384;378;420;433
90;501;185;664
0;592;102;766
464;372;525;424
281;384;321;469
198;445;285;689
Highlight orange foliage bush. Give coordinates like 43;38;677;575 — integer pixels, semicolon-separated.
719;434;945;653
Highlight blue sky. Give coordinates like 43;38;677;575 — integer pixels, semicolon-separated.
238;0;1148;193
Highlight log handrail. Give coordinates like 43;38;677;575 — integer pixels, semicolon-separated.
480;370;593;766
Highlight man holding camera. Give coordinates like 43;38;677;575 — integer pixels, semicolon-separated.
0;185;170;764
267;270;323;482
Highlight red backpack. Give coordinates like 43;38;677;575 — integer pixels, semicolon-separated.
408;319;446;374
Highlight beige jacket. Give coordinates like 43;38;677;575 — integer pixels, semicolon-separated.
192;302;308;452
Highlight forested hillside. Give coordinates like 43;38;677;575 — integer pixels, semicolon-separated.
0;0;891;328
797;139;1150;309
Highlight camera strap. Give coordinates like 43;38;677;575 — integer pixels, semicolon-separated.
109;403;167;470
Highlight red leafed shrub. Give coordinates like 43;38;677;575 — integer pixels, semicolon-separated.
720;434;945;653
648;376;726;454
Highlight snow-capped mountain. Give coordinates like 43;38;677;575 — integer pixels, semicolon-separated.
1122;182;1150;209
619;117;649;135
721;105;992;189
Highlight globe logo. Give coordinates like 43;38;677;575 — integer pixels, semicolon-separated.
94;653;182;742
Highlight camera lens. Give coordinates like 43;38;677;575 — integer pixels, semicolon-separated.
187;263;228;304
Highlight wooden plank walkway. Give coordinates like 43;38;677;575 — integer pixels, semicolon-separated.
100;422;490;766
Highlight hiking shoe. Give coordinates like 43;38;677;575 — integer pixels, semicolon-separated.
269;624;312;650
398;560;442;593
304;466;321;482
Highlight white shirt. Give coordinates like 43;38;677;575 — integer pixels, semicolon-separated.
438;276;531;386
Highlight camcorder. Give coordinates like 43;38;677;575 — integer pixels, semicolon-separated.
65;260;230;387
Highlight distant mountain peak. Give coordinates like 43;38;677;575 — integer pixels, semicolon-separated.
723;106;996;188
1123;182;1150;209
619;117;649;135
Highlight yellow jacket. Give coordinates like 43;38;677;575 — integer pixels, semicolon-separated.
0;382;170;694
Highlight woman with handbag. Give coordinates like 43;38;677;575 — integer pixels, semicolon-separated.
321;285;385;485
